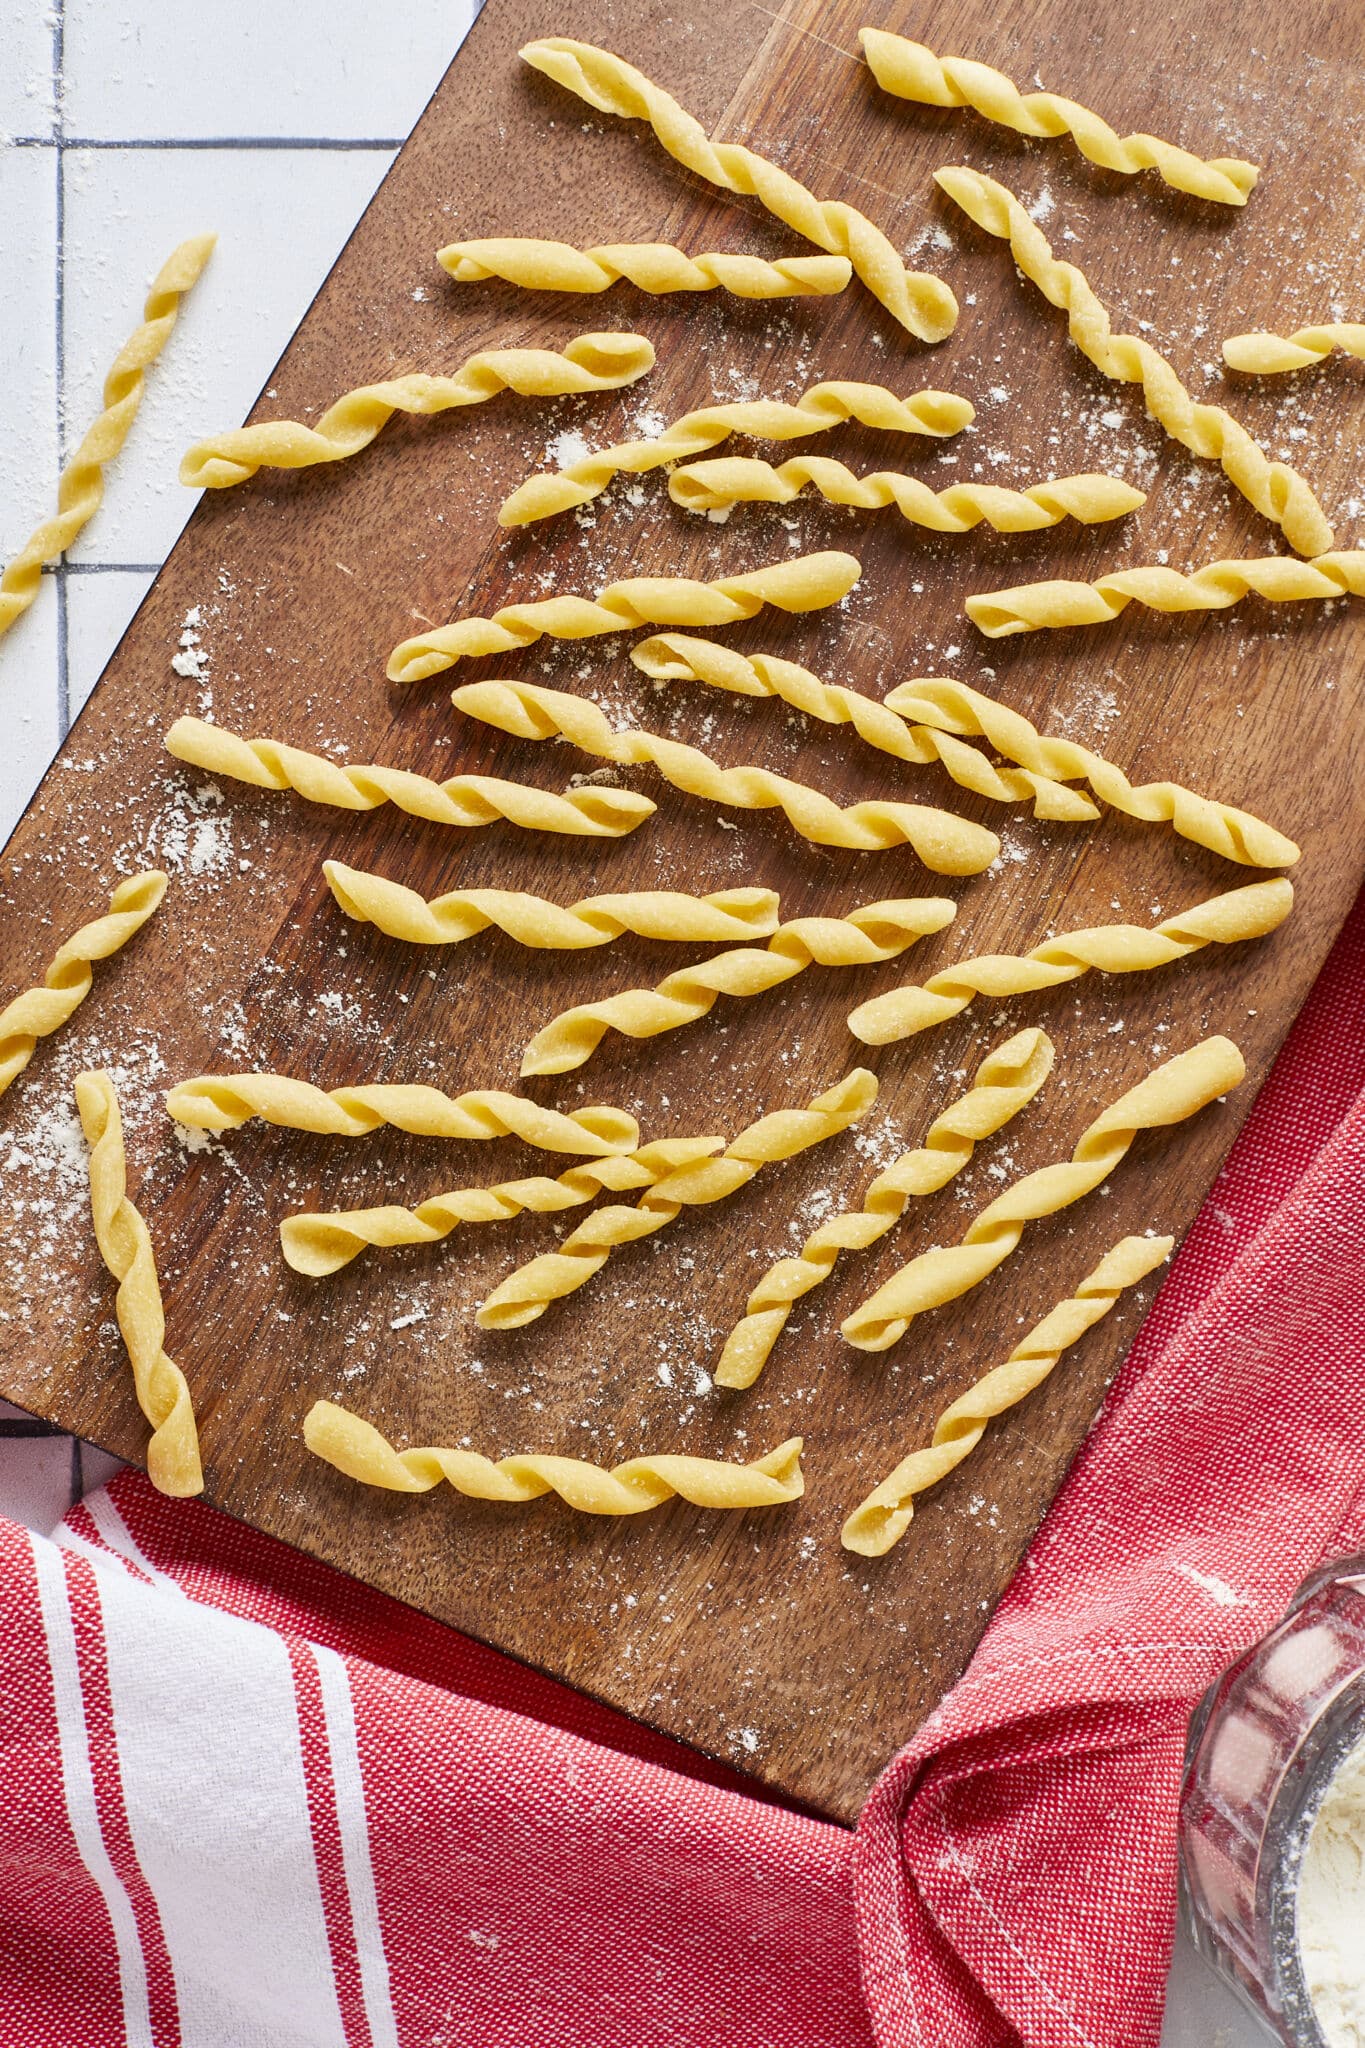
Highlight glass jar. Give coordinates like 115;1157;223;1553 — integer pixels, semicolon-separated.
1179;1554;1365;2045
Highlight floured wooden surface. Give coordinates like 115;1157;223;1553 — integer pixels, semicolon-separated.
1;0;1362;1819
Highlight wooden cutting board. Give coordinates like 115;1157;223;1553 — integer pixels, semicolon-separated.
2;0;1362;1823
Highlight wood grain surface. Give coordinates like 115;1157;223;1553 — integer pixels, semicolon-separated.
1;0;1362;1822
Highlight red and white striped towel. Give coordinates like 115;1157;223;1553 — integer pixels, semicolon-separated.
3;882;1364;2048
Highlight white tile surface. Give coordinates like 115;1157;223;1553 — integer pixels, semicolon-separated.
65;567;154;718
61;143;398;566
63;0;465;141
0;145;59;564
0;2;55;138
0;583;60;840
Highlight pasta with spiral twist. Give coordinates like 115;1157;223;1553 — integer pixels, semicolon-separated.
323;860;780;951
840;1232;1173;1553
520;37;957;341
76;1072;203;1497
717;1028;1054;1390
1222;325;1365;375
305;1401;805;1515
881;676;1298;867
0;871;167;1098
179;333;655;488
478;1069;877;1330
165;1079;638;1154
842;1037;1242;1352
860;29;1258;205
439;238;851;299
520;899;956;1076
631;634;1095;822
1;235;214;637
451;679;999;874
164;716;654;838
935;167;1333;557
498;383;973;525
634;634;1294;863
967;552;1365;637
849;878;1293;1044
669;458;1145;532
280;1137;728;1278
388;550;860;682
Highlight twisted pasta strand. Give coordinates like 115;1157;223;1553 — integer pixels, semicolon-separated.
935;167;1333;557
498;383;973;525
521;36;957;342
861;29;1257;205
0;872;167;1098
967;551;1365;637
478;1068;878;1329
305;1401;805;1513
280;1136;728;1277
1223;325;1365;375
389;550;860;682
76;1072;203;1497
164;716;654;838
1;235;214;638
717;1027;1054;1389
452;679;999;873
841;1231;1173;1552
842;1036;1241;1351
324;860;780;951
849;877;1293;1044
439;238;852;298
165;1079;639;1153
670;458;1146;531
631;634;1095;823
881;676;1298;868
179;333;655;489
521;899;956;1077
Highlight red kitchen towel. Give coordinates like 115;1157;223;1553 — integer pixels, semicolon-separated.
0;887;1362;2048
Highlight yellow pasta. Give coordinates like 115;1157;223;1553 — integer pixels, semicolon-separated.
1;235;214;639
521;36;958;342
451;679;999;873
324;860;780;951
520;899;956;1077
967;551;1365;637
849;877;1293;1044
0;872;167;1099
717;1027;1054;1390
165;1079;638;1153
935;167;1333;558
1222;325;1365;375
840;1231;1173;1553
164;716;654;838
498;383;973;525
635;635;1294;864
388;550;860;683
861;29;1257;205
439;238;852;299
881;676;1298;868
670;459;1145;531
478;1068;877;1330
631;634;1096;823
281;1136;727;1277
305;1401;805;1514
76;1071;203;1498
178;332;655;489
842;1036;1241;1351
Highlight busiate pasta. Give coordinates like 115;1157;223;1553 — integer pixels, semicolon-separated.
841;1037;1242;1351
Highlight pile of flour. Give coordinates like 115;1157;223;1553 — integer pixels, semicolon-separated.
1300;1735;1365;2047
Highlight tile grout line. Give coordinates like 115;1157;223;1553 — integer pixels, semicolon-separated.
53;0;70;740
9;134;404;150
